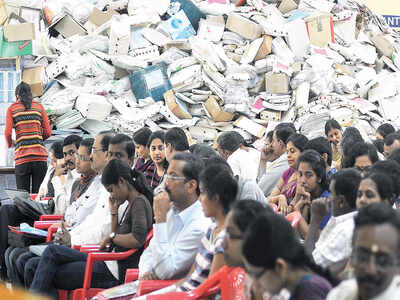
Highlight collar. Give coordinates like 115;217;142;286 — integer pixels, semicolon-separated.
273;152;287;164
332;211;357;224
80;170;97;185
172;200;202;224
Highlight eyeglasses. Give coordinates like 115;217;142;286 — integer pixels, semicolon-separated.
165;174;186;182
74;153;91;161
91;147;105;154
352;247;396;270
355;166;371;173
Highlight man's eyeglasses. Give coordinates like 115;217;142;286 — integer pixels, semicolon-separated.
355;166;371;173
91;147;105;154
74;153;91;161
165;174;186;182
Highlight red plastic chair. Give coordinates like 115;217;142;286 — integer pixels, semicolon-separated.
137;280;180;296
39;214;63;221
286;211;302;228
34;220;59;230
69;229;154;300
145;266;245;300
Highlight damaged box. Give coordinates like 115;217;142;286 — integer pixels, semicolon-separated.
265;73;290;94
305;13;334;47
22;66;44;97
164;90;192;119
204;96;233;122
226;14;263;40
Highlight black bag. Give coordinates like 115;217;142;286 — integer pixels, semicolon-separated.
8;228;46;248
7;189;54;220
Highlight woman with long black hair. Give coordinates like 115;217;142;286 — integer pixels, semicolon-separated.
5;82;51;193
242;212;333;300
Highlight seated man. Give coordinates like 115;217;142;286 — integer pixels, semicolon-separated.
139;152;211;280
0;134;81;280
305;169;361;272
327;203;400;299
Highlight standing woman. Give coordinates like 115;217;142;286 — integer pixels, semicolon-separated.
146;131;168;190
5;82;51;193
325;119;342;170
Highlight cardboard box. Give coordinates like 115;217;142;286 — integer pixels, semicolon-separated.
286;19;310;58
52;14;87;38
204;96;233;122
4;23;35;42
89;7;118;27
370;34;394;57
305;13;334;47
22;66;44;97
265;73;290;94
255;35;273;61
226;14;262;40
279;0;298;14
164;90;192;119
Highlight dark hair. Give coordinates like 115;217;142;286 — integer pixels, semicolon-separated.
147;130;169;170
231;200;272;233
50;141;64;159
370;160;400;199
199;165;238;215
147;130;165;148
133;127;152;147
287;133;308;152
63;135;82;149
275;122;296;132
275;126;296;145
190;144;218;161
217;131;245;153
101;159;153;206
332;168;361;209
80;138;94;154
361;172;395;205
172;152;204;196
388;148;400;165
377;123;395;139
204;155;232;173
373;139;384;154
243;213;336;284
297;150;328;191
343;142;379;169
266;131;274;143
340;127;364;160
99;131;114;152
15;81;33;110
354;203;400;258
384;133;400;147
304;137;332;166
325;119;342;136
110;134;135;159
165;127;189;151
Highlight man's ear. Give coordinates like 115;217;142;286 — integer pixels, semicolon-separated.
338;195;347;208
275;258;288;279
186;179;198;195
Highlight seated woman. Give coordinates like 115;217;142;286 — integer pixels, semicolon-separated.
290;150;329;237
356;171;395;209
325;119;343;170
136;163;238;297
342;142;379;175
146;131;168;190
27;159;153;298
269;133;308;215
216;131;260;181
242;212;333;300
133;127;153;174
37;141;64;199
339;127;364;169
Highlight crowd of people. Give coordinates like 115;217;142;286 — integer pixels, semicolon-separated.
3;83;400;300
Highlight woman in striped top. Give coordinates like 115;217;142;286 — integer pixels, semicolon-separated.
5;82;51;193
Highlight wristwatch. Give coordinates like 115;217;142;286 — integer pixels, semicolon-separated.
109;232;116;241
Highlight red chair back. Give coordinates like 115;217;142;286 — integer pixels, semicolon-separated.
286;211;302;228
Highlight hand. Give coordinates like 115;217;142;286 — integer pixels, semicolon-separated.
139;271;159;281
109;196;120;215
100;236;111;252
310;197;329;223
260;144;273;162
54;159;67;177
277;195;289;216
53;222;71;247
153;191;170;223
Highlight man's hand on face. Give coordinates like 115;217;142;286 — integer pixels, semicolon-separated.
54;159;68;177
153;190;171;224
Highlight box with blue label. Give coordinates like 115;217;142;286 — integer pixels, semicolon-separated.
162;10;196;40
129;63;171;102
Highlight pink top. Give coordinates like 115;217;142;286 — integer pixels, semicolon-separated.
280;168;297;203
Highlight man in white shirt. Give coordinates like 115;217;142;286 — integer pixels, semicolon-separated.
258;126;294;197
139;152;210;280
52;135;82;214
305;169;361;272
327;203;400;300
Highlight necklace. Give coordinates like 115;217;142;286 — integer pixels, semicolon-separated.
151;166;165;188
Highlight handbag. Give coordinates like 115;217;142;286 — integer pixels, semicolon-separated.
6;189;54;220
8;226;46;248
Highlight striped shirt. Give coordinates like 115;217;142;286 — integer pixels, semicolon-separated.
179;223;225;291
5;100;51;165
135;158;164;190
